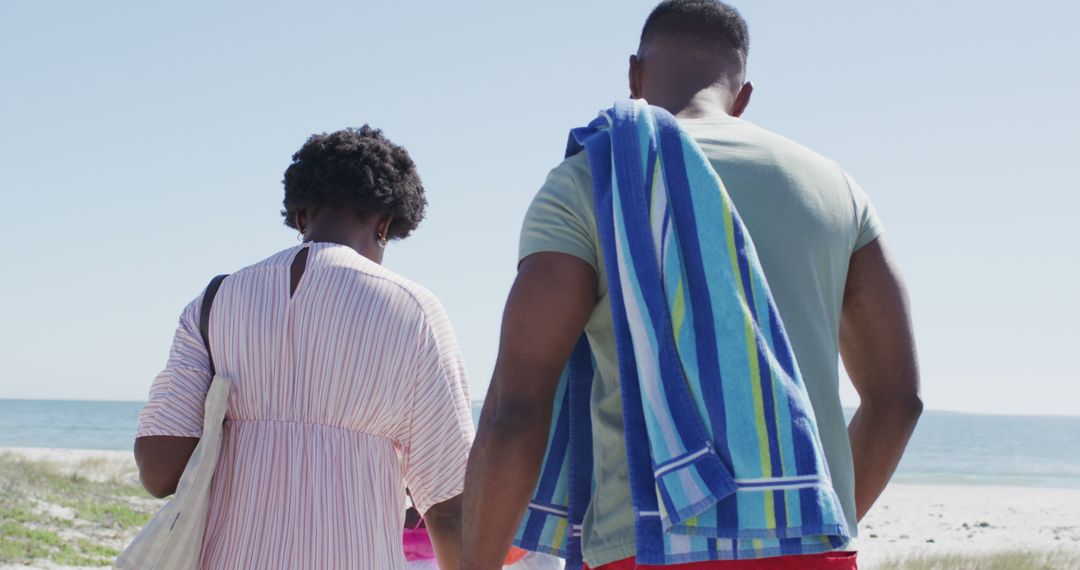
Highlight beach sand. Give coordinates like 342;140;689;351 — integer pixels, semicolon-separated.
0;448;163;570
1;448;1078;569
0;448;137;483
853;482;1080;567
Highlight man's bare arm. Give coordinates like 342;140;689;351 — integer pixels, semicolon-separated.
462;253;598;570
840;237;922;520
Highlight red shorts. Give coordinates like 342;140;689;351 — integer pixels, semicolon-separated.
587;552;857;570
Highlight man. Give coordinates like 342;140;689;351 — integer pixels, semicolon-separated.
463;1;922;568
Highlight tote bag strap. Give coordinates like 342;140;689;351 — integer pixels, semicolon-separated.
199;274;229;377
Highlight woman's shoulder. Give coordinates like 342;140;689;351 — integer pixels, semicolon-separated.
226;245;308;275
221;244;451;327
306;244;451;326
364;265;449;325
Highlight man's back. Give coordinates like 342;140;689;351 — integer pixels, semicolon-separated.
519;114;880;566
688;114;880;535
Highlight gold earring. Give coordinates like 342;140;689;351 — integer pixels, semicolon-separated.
377;233;387;248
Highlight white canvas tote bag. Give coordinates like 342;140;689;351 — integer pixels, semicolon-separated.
116;275;229;570
115;375;231;569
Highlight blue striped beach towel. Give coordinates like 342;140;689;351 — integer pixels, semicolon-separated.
513;100;851;567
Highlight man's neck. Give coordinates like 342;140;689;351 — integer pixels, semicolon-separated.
643;88;733;120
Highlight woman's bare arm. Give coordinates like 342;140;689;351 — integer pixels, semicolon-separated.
134;435;198;498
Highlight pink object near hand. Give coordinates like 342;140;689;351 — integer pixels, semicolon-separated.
403;526;437;561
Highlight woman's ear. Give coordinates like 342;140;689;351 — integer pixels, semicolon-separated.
296;210;309;234
377;215;394;239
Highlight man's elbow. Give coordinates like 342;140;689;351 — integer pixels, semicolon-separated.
904;393;924;422
864;390;923;424
891;393;923;427
479;398;552;442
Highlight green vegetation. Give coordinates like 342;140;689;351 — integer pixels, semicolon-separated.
0;452;162;567
70;498;151;528
876;550;1080;569
3;452;1079;569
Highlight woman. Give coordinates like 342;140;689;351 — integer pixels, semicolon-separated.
134;126;473;569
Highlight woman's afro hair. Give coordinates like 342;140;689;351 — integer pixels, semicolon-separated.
282;125;427;240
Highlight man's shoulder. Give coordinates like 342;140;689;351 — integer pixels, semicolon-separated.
544;151;593;196
743;120;840;167
530;150;597;219
520;150;602;270
687;117;845;181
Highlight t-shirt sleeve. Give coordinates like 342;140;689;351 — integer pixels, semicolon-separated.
518;154;599;271
845;170;885;252
136;295;212;438
402;295;474;515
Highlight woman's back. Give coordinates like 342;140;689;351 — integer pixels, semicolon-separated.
138;242;473;569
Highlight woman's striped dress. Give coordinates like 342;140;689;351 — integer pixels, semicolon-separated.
137;242;474;569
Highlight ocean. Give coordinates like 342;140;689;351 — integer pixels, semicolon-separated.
1;399;1077;489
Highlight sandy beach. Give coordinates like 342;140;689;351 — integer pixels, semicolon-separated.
0;448;164;570
0;448;138;484
853;483;1080;567
1;447;1078;569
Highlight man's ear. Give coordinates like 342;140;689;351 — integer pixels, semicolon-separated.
730;81;753;117
629;54;643;99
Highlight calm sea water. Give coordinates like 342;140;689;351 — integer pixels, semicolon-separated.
1;399;1077;488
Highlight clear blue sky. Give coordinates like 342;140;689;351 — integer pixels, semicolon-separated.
1;1;1077;415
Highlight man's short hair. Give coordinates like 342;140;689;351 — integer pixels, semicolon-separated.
640;0;749;56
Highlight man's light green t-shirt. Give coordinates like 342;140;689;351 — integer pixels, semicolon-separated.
519;114;883;567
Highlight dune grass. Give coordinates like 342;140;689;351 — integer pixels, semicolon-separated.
875;549;1080;569
0;452;162;567
3;452;1078;568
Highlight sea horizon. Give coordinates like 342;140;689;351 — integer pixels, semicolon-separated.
0;396;1076;419
2;398;1079;490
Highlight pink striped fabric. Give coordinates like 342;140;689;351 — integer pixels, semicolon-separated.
138;242;474;569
